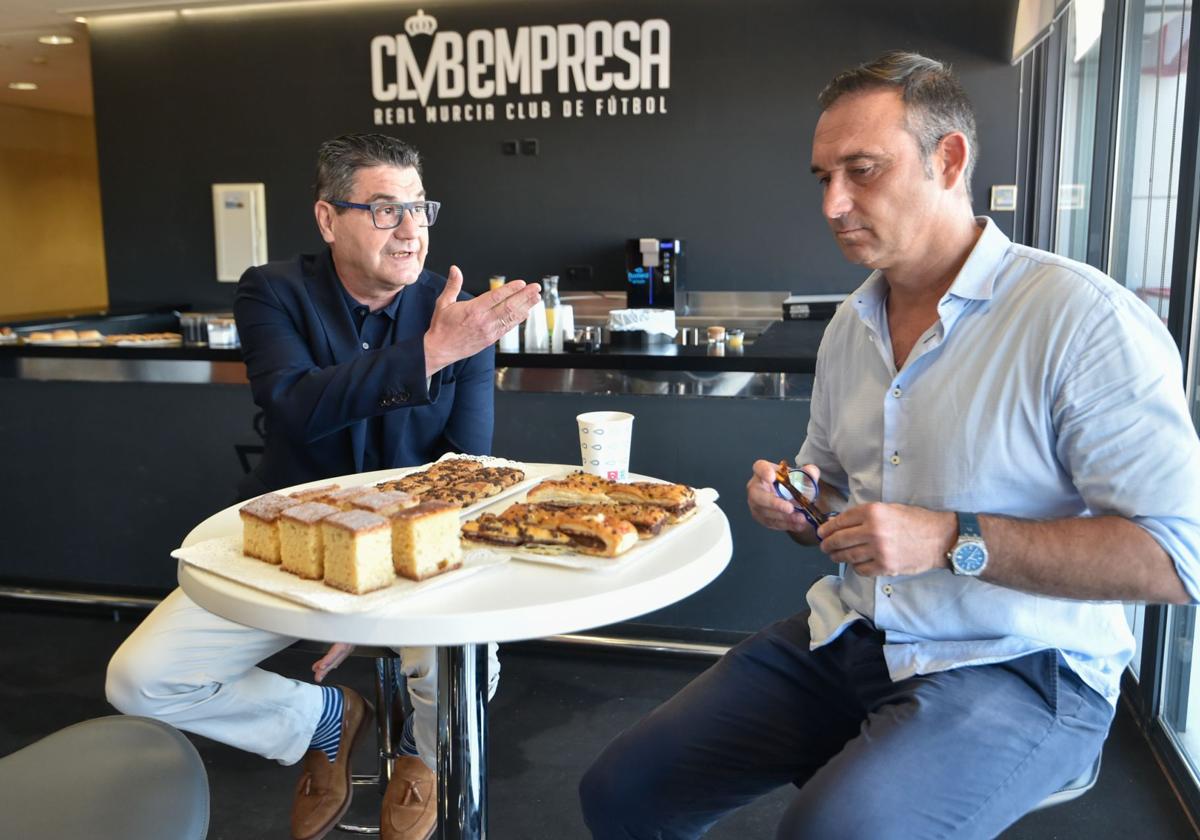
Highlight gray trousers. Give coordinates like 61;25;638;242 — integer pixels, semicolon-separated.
580;614;1113;840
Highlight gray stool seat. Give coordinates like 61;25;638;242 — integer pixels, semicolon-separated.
0;715;209;839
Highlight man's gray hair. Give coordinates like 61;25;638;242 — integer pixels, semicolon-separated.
314;133;423;204
818;51;978;200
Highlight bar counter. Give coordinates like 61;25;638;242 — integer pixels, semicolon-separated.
0;318;822;371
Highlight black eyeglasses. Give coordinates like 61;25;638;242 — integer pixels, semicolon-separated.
327;199;441;229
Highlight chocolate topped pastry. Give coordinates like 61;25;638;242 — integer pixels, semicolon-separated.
472;466;526;488
422;480;502;508
606;482;697;523
526;474;615;507
463;503;638;558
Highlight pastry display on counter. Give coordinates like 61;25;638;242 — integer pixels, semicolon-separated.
105;332;183;346
14;329;182;346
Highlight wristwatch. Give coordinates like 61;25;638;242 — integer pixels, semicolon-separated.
948;512;988;576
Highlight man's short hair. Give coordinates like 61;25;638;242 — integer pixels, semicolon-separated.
818;51;978;200
314;133;423;204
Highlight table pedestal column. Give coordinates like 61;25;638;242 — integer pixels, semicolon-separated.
436;644;489;839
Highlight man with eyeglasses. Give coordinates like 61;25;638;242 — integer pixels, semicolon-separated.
581;53;1200;839
106;133;540;840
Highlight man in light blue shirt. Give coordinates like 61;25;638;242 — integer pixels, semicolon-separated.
581;51;1200;839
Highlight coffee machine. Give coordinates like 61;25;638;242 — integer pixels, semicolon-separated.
625;238;684;310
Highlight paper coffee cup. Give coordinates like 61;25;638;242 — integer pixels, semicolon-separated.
577;411;634;481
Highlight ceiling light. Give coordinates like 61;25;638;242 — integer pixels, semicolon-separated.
74;17;88;24
38;35;76;45
87;10;180;26
8;82;39;91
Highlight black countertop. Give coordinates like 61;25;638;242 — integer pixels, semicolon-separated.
497;319;824;373
0;320;827;374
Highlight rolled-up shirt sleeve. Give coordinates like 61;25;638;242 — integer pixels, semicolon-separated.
1053;289;1200;602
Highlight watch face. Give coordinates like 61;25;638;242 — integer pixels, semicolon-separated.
954;542;987;574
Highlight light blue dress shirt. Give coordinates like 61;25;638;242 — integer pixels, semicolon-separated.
798;217;1200;704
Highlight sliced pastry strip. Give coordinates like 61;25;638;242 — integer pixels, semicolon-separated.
605;482;698;523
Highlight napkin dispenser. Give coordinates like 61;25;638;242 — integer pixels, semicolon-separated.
625;238;684;310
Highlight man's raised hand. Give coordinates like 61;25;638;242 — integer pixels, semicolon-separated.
423;266;541;376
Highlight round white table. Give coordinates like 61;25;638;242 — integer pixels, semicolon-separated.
177;465;732;839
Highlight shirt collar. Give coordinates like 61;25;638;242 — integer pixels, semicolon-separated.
943;216;1011;302
338;281;403;321
850;216;1012;332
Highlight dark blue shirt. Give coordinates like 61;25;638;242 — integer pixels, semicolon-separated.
339;283;404;472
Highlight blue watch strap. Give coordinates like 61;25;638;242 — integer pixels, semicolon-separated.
957;512;981;539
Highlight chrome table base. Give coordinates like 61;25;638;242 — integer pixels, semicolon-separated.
437;644;489;840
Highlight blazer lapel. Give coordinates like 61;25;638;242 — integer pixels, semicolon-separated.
309;249;361;366
309;249;367;471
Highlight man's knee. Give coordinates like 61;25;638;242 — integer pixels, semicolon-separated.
105;636;197;718
105;643;160;716
776;794;893;840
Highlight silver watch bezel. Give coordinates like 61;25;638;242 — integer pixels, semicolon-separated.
949;535;988;576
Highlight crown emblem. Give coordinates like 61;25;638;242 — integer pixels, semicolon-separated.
404;9;438;37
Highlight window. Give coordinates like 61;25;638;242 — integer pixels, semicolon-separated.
1054;2;1103;261
1108;0;1192;323
1113;0;1200;783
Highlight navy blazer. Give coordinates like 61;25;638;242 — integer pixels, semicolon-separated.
233;249;494;498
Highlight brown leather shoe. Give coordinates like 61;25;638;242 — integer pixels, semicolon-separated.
381;755;437;840
291;686;371;840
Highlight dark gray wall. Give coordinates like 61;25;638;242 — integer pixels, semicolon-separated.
91;0;1020;311
0;378;259;595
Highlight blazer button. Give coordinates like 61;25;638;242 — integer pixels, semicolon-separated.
397;390;410;402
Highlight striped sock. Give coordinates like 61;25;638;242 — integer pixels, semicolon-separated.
309;685;345;762
398;712;419;757
391;665;419;757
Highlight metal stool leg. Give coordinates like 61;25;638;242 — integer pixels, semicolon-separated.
336;655;402;835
